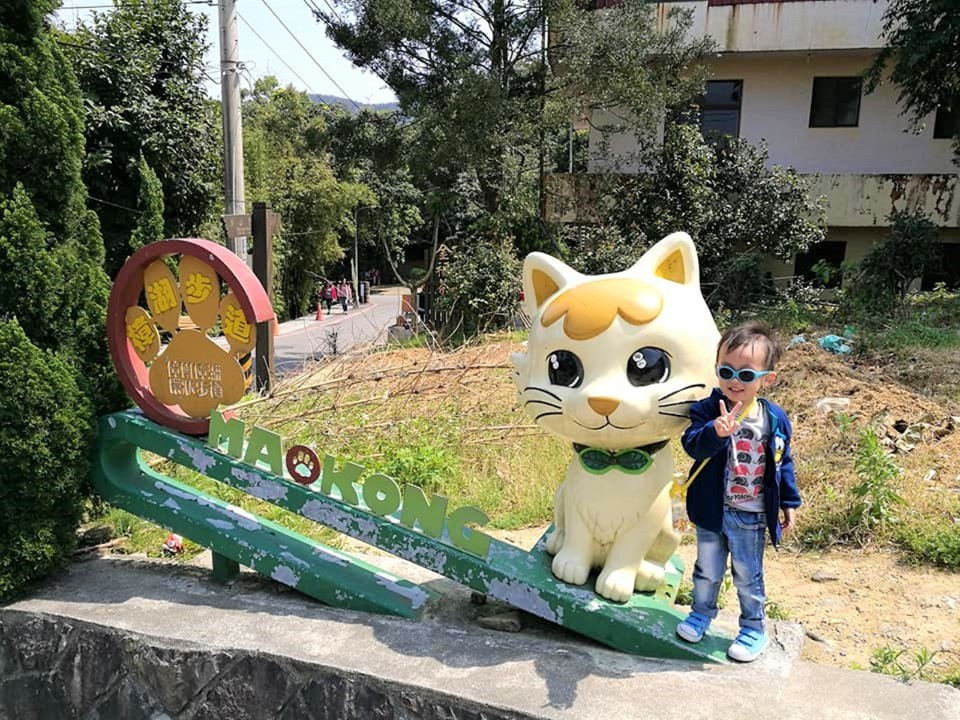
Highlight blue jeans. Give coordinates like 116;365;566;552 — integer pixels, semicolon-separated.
692;508;767;631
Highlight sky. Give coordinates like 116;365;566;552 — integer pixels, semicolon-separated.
55;1;397;105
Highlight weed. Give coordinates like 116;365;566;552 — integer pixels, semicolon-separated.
896;520;960;569
675;581;693;606
850;428;904;532
765;598;791;621
870;644;939;683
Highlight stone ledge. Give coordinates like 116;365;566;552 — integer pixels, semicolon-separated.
1;554;957;719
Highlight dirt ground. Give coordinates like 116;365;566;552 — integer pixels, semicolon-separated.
487;525;960;674
252;337;960;677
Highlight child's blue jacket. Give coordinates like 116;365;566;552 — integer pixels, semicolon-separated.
682;388;801;546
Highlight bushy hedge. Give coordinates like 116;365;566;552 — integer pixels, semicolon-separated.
0;320;93;602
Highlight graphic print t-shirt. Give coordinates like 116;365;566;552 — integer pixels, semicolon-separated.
724;410;767;513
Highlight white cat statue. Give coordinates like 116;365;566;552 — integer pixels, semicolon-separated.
512;232;720;602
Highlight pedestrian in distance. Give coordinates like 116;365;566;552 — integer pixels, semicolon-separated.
338;279;351;313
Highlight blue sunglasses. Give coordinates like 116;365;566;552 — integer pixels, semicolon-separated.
716;365;772;383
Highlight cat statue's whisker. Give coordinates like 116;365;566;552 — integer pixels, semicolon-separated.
525;399;561;409
658;383;706;402
658;399;698;408
658;410;691;419
534;411;563;422
524;386;562;402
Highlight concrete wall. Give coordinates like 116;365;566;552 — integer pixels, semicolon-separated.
652;0;890;53
589;52;957;177
710;52;957;175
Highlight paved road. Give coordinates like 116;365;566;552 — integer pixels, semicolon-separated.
263;287;411;377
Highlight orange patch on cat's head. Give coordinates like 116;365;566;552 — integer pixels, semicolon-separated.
541;278;662;341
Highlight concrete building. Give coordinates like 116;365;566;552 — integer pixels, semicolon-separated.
545;0;960;287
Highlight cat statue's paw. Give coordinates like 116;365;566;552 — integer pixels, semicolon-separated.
545;528;565;555
552;551;590;586
634;561;666;593
595;567;638;603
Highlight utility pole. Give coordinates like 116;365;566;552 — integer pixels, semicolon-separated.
252;202;279;392
219;0;246;258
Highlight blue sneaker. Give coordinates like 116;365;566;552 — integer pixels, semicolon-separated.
727;627;768;662
676;611;712;643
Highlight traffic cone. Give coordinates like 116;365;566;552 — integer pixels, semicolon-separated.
315;301;324;321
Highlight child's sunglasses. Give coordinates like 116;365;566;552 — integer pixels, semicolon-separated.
716;365;772;383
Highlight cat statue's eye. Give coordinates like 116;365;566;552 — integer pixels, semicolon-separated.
547;350;583;388
627;347;670;386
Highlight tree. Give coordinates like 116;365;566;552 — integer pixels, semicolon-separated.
130;155;165;252
0;1;120;600
243;78;373;318
66;0;219;276
866;0;960;164
565;124;827;309
313;0;713;227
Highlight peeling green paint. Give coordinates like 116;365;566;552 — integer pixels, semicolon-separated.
93;411;731;663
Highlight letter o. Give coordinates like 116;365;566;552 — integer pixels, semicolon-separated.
363;474;402;516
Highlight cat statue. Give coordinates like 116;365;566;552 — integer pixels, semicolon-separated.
512;232;720;602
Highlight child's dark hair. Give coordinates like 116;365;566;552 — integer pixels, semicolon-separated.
717;322;781;370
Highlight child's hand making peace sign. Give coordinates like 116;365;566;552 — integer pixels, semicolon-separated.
714;399;743;438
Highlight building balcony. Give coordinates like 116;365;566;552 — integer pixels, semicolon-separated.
543;172;960;228
590;0;890;54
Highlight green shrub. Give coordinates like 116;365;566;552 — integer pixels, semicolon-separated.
372;442;461;495
435;236;521;335
0;320;94;601
896;521;960;569
850;428;904;531
842;209;940;318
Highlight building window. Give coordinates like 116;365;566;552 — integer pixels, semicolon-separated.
809;77;862;128
933;98;959;139
921;243;960;290
699;80;742;139
794;241;846;288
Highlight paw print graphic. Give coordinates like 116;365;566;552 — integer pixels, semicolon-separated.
109;239;274;435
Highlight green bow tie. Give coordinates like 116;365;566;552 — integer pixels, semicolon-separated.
574;441;667;475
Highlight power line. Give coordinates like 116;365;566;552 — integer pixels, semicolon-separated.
59;1;213;9
304;0;343;24
88;196;142;214
237;11;317;94
259;0;362;111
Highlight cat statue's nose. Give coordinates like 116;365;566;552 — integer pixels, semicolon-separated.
588;397;620;416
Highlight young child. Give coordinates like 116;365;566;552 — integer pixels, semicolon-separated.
676;321;801;662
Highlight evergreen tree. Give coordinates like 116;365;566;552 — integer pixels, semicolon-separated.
130;155;165;252
67;0;219;276
0;0;121;599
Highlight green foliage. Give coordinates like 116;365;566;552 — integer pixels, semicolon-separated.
842;210;941;317
896;520;960;569
372;443;461;495
596;125;827;310
551;0;715;144
765;598;792;621
0;3;89;240
0;320;93;601
866;0;960;165
129;155;164;252
67;0;219;276
435;237;522;334
243;78;373;319
870;644;939;682
316;0;714;270
850;428;904;531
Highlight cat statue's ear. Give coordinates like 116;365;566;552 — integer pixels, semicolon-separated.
629;231;701;287
520;252;582;317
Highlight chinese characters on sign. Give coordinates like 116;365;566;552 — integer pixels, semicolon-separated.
166;360;224;400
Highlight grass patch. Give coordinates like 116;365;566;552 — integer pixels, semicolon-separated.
895;519;960;569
